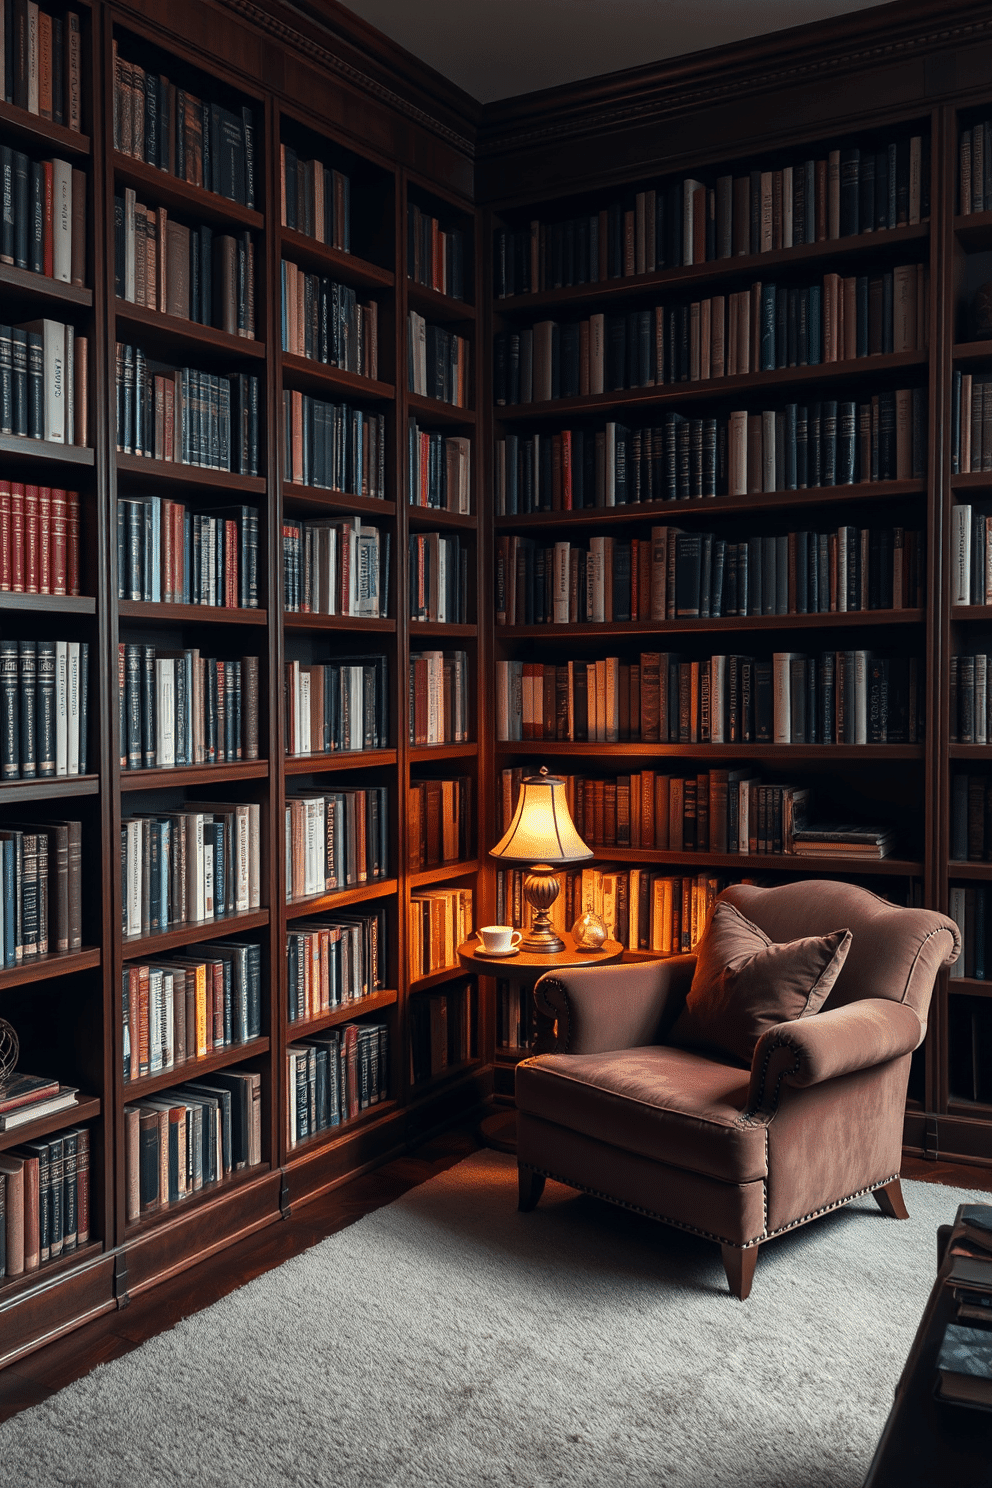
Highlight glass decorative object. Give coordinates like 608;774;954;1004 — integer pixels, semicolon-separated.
0;1018;19;1092
571;910;608;951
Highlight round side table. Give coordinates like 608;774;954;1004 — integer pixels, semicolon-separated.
458;930;624;1153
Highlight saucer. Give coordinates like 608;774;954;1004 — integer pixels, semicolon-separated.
475;945;521;959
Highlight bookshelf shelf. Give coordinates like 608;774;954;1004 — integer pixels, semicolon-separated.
119;761;269;791
949;978;992;999
408;506;477;531
280;353;394;403
497;609;924;639
409;859;480;887
409;621;477;638
282;484;396;519
0;594;96;616
954;211;992;250
283;749;398;774
406;392;475;427
409;965;473;992
407;281;476;322
0;435;94;469
284;1099;401;1162
115;454;266;495
590;847;922;875
951;605;992;622
408;743;477;761
112;153;265;232
284;879;398;920
948;862;992;880
0;775;99;806
495;741;924;761
278;228;394;290
0;1097;101;1156
0;948;100;993
283;613;395;633
122;1039;271;1101
121;910;270;958
0;99;91;156
0;1241;104;1308
950;745;992;760
409;1056;480;1097
114;300;267;361
951;473;992;492
952;340;992;366
0;264;93;309
118;600;267;627
286;988;398;1037
123;1161;273;1239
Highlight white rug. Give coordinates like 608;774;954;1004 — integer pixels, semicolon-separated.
0;1152;983;1488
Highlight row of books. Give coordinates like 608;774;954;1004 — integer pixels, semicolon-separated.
950;656;992;744
280;144;350;251
0;1069;78;1132
496;652;923;745
111;44;256;210
121;941;263;1081
124;1070;262;1221
497;524;922;626
408;313;469;407
951;775;992;863
492;266;926;403
408;650;470;747
282;517;388;617
496;981;534;1052
949;886;992;981
116;499;259;609
958;122;992;215
283;655;388;756
114;194;256;338
283;392;386;498
287;1023;389;1148
114;348;260;474
0;1125;89;1281
493;392;924;512
0;484;81;596
286;909;386;1024
1;319;87;445
408;205;465;300
951;376;992;477
284;788;389;901
408;886;473;978
493;134;927;295
281;263;378;378
120;805;262;939
1;4;82;129
410;983;474;1085
407;776;472;871
407;422;471;512
1;150;85;283
0;818;82;963
409;532;470;624
118;647;259;770
0;638;88;779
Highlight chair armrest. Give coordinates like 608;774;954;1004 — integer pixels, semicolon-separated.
746;998;924;1117
534;955;695;1055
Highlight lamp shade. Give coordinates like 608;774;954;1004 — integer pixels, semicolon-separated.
490;770;593;867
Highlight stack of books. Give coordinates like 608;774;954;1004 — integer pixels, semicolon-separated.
0;1073;78;1132
790;823;896;858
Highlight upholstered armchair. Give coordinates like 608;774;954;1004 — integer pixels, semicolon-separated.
515;881;960;1299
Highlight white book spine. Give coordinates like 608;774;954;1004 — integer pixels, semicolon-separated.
52;160;72;282
855;650;869;745
26;1;38;114
203;841;214;918
553;542;569;624
155;658;175;767
127;820;142;936
710;656;726;743
249;802;261;909
67;640;79;774
55;640;68;775
772;653;793;744
954;504;972;604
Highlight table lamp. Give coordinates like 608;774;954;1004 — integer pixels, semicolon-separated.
489;766;593;953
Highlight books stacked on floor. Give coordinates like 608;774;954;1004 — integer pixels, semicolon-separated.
2;5;83;125
407;422;471;512
114;347;260;473
408;650;469;745
494;132;927;295
286;1021;389;1147
497;523;922;625
0;485;82;596
284;654;388;755
123;1071;262;1220
492;266;926;404
114;193;256;338
111;45;256;209
950;506;992;603
949;655;992;742
407;313;469;407
408;886;473;977
117;499;259;607
0;1072;79;1131
120;804;262;938
948;885;992;980
496;981;535;1052
951;775;992;862
2;320;88;445
1;151;85;283
279;145;350;250
496;651;923;745
118;646;259;769
284;788;389;900
282;516;388;617
286;907;386;1023
959;121;992;213
1;639;89;778
407;205;464;299
409;532;470;623
0;1124;90;1279
0;819;82;961
407;777;472;870
790;822;895;858
281;263;378;378
409;981;473;1084
121;941;263;1081
283;393;386;496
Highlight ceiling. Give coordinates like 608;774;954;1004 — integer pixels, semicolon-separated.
336;0;893;105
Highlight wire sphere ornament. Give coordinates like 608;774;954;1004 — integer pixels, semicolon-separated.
0;1018;18;1092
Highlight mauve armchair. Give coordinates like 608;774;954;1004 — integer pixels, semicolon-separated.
514;881;960;1299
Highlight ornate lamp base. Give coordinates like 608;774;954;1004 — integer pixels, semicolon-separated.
520;864;565;953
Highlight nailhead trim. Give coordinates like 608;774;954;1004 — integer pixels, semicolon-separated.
738;1037;801;1122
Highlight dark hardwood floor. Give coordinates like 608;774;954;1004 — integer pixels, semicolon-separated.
0;1132;987;1424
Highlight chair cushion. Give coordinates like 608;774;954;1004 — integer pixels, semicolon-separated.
515;1045;765;1183
667;900;852;1067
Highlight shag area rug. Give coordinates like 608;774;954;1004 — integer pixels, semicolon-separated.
0;1151;983;1488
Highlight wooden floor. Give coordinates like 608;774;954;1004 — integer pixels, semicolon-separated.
0;1132;987;1425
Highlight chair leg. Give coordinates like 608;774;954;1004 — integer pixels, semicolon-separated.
873;1177;909;1220
518;1166;545;1212
722;1243;759;1300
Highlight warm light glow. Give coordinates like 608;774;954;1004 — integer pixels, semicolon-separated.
490;771;593;866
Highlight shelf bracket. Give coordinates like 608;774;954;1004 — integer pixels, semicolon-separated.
114;1253;130;1310
924;1116;939;1162
279;1181;291;1220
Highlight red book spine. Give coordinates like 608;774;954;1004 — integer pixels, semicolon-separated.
118;644;126;766
23;484;39;592
37;486;51;594
67;489;80;595
43;162;53;278
50;489;67;595
0;480;10;591
10;484;24;592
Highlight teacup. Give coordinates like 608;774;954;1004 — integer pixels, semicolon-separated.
479;925;522;954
